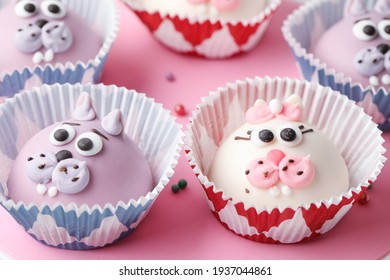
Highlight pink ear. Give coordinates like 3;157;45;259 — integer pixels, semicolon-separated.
102;109;123;136
375;0;390;15
344;0;367;17
72;92;96;121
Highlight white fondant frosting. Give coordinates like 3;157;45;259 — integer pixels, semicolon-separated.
209;97;349;210
138;0;267;21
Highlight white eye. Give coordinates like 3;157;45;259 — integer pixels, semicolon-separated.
378;19;390;40
15;0;39;18
276;123;303;147
49;124;76;146
75;132;103;157
250;127;275;147
40;0;67;19
353;19;378;41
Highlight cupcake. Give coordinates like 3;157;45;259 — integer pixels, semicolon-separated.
185;76;385;243
123;0;281;58
282;0;390;131
0;0;118;99
0;83;183;249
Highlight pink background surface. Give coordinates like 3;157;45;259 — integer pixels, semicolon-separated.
1;0;390;260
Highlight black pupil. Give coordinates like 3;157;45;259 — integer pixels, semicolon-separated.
259;129;274;143
385;25;390;34
363;25;376;36
48;4;60;14
78;138;93;151
280;128;297;142
24;3;36;13
54;129;69;142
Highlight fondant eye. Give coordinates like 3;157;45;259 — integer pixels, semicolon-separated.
75;132;103;157
277;124;303;147
15;0;39;18
353;19;378;41
251;127;275;147
49;124;76;146
40;0;67;19
378;19;390;40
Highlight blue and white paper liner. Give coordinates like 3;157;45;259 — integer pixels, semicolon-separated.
0;0;119;99
0;83;183;250
282;0;390;131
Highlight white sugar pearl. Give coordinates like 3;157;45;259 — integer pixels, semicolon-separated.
268;186;280;197
281;185;292;197
382;74;390;85
36;184;47;195
269;99;283;114
48;187;58;198
369;76;380;86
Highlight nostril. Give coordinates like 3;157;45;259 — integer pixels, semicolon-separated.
35;19;48;28
377;43;390;54
56;150;73;162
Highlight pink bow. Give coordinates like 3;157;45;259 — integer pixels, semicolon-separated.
245;99;303;124
187;0;240;12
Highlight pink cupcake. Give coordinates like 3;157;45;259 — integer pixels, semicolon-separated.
123;0;281;58
185;76;385;243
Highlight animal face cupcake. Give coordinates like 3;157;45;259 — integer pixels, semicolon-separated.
185;76;385;243
0;83;183;249
283;0;390;131
0;0;118;99
123;0;281;58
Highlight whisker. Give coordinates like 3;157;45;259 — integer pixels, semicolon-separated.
235;136;251;141
302;129;314;134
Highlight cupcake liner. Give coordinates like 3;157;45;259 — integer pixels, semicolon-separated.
0;0;119;99
185;76;386;243
123;0;281;59
0;83;183;250
282;0;390;131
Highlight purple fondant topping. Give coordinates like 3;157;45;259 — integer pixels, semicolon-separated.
14;22;43;53
347;0;368;16
354;46;385;77
41;21;73;53
72;92;96;121
26;152;57;184
101;109;123;136
52;158;90;195
375;0;390;15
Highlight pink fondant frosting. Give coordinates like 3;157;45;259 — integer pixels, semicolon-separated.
7;93;154;207
187;0;240;12
245;96;303;124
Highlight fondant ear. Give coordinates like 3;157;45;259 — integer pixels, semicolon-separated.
254;99;267;107
72;92;96;121
102;109;123;136
375;0;390;15
285;94;303;108
344;0;367;17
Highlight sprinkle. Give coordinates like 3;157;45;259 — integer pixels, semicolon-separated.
358;192;369;205
174;104;187;116
165;72;175;82
178;179;187;189
171;184;180;193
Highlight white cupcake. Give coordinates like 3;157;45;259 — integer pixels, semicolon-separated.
185;76;385;243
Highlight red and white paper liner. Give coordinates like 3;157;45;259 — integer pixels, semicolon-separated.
123;0;281;59
185;76;386;243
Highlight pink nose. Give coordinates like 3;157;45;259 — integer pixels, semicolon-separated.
267;149;285;166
